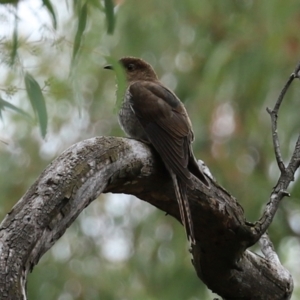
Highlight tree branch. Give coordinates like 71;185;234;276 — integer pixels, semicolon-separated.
0;135;294;300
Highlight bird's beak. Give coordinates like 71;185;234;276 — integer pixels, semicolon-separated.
104;65;113;70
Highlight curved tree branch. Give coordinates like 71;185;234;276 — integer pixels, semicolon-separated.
0;136;293;300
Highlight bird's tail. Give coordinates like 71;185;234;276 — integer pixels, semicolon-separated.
171;173;195;244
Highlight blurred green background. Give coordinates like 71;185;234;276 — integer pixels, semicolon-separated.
1;0;300;299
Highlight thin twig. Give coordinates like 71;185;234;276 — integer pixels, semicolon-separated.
288;135;300;172
266;106;285;172
266;63;300;172
251;61;300;242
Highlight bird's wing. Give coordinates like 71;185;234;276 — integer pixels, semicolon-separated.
128;81;193;185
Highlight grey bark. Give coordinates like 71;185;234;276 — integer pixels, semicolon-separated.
0;136;294;300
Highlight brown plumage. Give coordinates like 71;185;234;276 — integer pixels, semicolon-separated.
105;57;209;244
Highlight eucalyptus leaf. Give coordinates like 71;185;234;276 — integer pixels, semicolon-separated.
24;72;48;138
104;56;126;113
104;0;115;34
10;15;18;66
0;97;32;120
42;0;57;29
71;2;88;65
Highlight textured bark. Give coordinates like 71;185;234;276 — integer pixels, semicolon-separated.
0;136;294;300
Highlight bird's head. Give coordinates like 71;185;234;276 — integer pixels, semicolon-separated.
105;57;158;83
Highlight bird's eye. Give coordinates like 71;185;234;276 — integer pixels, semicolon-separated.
127;64;135;71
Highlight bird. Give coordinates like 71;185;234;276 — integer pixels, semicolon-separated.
105;57;209;244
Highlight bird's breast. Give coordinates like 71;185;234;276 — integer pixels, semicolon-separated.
118;90;149;141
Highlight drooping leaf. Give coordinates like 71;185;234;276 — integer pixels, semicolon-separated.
104;0;115;34
104;56;126;113
42;0;57;29
0;0;19;4
24;72;48;138
10;14;18;66
0;97;32;120
71;2;88;65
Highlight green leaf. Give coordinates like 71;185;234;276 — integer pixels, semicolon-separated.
104;0;115;34
104;56;126;113
42;0;57;29
0;97;32;120
10;14;18;66
0;0;19;3
24;72;48;138
71;2;88;64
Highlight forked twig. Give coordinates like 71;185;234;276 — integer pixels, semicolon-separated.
252;61;300;241
266;61;300;172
